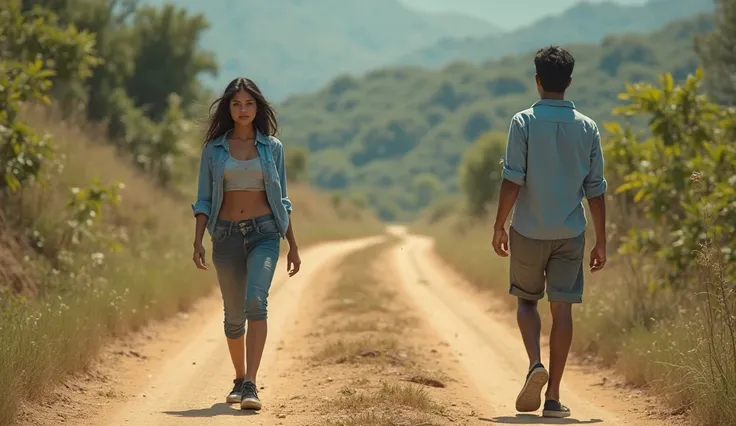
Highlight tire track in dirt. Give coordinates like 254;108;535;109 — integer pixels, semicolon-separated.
241;235;492;425
389;226;676;425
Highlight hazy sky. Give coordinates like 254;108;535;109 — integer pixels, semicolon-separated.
398;0;649;30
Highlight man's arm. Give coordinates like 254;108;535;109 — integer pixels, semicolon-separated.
494;179;522;230
584;125;608;270
493;115;527;230
587;196;606;244
583;125;607;245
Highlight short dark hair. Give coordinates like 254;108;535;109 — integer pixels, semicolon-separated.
534;46;575;93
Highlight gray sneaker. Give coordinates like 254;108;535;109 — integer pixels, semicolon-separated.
543;400;571;418
240;381;262;410
515;362;549;412
226;378;244;404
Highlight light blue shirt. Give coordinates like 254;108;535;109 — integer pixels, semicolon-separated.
191;130;292;239
502;99;607;240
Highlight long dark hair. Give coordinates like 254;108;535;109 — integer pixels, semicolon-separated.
202;77;278;145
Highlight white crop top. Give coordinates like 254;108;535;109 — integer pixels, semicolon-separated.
223;155;266;191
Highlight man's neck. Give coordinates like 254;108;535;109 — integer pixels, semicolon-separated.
540;92;565;100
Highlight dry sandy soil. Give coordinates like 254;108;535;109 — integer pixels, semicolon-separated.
16;228;683;426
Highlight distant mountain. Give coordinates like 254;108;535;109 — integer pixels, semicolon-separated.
145;0;499;100
397;0;713;68
398;0;649;32
276;14;714;220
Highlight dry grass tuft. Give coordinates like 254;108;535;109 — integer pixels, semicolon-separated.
314;336;409;366
324;382;445;426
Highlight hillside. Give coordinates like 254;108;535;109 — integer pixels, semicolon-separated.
144;0;498;100
398;0;713;69
276;14;714;220
398;0;649;31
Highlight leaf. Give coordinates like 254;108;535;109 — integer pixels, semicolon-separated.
633;188;647;203
615;181;641;194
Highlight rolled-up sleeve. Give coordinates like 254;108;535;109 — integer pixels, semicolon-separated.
583;125;607;199
191;146;213;217
274;143;293;215
502;115;527;186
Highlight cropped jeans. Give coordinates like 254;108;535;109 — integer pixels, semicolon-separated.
211;214;281;339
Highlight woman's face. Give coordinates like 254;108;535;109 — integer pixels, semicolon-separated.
229;90;257;127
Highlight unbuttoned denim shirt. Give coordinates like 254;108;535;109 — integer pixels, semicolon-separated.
191;130;292;239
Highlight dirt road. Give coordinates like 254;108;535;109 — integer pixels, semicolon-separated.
24;228;677;426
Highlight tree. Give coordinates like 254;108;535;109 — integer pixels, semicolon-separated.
605;68;736;287
285;146;308;183
696;0;736;105
1;0;97;191
458;131;506;216
125;4;217;121
20;0;139;118
412;173;442;210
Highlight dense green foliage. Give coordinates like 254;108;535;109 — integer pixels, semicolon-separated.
276;15;713;220
1;0;97;191
146;0;498;100
696;0;736;105
17;0;216;187
458;132;506;216
398;0;713;69
607;69;736;287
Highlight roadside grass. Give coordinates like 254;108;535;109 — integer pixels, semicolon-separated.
0;108;382;426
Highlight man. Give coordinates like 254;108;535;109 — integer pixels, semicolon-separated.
491;45;607;419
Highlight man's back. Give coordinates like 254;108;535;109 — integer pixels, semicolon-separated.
502;99;606;240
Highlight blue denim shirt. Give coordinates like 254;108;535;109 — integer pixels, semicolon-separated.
502;99;607;240
191;130;292;239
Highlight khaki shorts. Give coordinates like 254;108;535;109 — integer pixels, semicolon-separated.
509;227;585;304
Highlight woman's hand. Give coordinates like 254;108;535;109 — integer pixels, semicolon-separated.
193;242;207;270
287;246;301;276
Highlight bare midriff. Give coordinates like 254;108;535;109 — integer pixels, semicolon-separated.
218;190;273;222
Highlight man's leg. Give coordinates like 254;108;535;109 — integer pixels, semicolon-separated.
547;301;572;402
517;298;541;369
543;233;585;418
508;228;551;412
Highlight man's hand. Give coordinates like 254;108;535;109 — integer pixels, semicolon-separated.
492;228;509;257
287;246;301;276
589;243;606;272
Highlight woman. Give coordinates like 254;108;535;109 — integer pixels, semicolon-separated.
191;77;301;411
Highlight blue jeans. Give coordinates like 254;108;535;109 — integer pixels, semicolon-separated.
211;214;281;339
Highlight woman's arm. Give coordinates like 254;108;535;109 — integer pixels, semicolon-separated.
192;146;212;269
194;213;208;247
191;145;213;220
275;141;301;275
274;140;293;216
285;220;297;249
